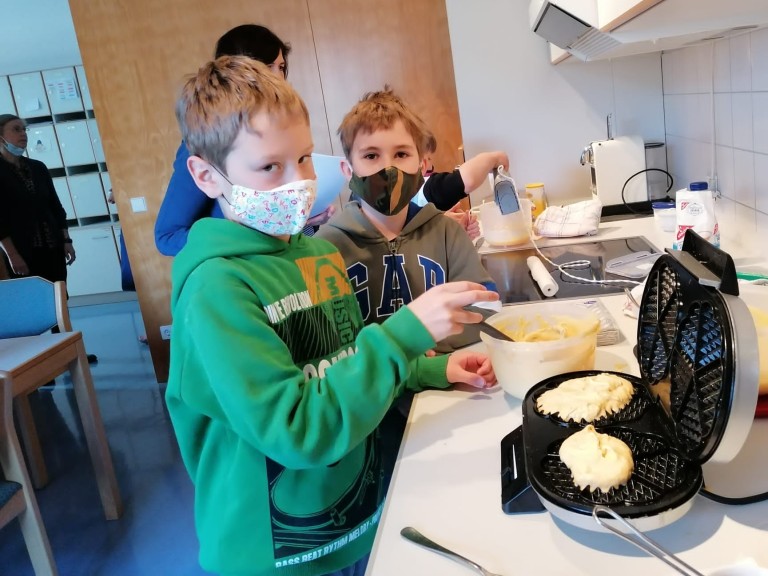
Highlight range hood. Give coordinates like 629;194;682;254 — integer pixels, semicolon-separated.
530;0;768;62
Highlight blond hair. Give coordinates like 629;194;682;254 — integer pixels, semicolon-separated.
337;87;427;160
176;55;309;170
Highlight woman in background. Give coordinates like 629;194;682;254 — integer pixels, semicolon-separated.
0;113;98;363
155;23;332;256
0;113;74;280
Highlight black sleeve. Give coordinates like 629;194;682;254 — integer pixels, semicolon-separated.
422;169;467;211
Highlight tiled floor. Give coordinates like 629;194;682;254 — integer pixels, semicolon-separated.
1;299;210;576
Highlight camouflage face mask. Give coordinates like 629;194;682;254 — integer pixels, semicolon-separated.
349;166;425;216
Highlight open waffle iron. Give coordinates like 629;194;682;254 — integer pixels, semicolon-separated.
500;231;760;531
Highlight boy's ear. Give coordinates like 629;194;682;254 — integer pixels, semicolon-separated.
340;159;353;181
187;155;225;199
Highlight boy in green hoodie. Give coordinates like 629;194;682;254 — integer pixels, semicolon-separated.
166;56;498;576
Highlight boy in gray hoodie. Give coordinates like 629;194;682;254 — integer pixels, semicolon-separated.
317;88;496;351
317;89;498;485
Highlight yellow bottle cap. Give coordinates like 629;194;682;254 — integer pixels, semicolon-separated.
525;182;544;188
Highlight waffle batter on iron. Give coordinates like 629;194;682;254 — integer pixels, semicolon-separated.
559;425;634;492
536;373;634;422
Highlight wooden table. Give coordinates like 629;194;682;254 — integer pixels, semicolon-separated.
0;333;123;520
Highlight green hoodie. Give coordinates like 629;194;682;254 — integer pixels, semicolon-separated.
166;218;450;576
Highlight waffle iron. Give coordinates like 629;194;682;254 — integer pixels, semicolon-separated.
500;231;760;531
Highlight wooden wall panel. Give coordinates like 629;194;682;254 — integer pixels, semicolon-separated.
68;0;463;383
308;0;464;172
68;0;330;382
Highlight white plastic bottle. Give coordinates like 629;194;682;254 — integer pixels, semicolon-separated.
673;181;719;250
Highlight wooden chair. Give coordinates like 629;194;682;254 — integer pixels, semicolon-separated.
0;276;122;520
0;370;59;576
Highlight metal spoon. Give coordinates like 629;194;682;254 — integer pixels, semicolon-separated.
401;526;504;576
464;305;515;342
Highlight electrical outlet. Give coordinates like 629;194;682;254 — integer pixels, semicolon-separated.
160;325;172;340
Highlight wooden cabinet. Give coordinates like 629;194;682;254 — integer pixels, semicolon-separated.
9;73;50;118
66;226;122;296
0;77;15;115
75;66;93;110
26;123;64;169
87;119;106;163
56;120;97;166
68;173;109;218
52;177;76;220
42;68;86;115
69;0;462;382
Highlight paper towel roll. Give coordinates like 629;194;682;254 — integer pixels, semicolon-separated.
527;256;559;297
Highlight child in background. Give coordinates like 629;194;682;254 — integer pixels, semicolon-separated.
416;129;510;212
416;129;481;240
166;56;497;576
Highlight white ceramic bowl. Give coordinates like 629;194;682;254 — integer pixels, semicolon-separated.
480;302;600;398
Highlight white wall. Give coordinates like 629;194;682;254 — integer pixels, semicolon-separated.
445;0;665;206
0;0;82;75
662;28;768;251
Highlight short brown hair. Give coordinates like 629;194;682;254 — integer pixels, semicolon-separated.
423;128;437;155
337;87;427;160
176;55;309;170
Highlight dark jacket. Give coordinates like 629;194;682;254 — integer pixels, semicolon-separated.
0;156;67;257
154;142;224;257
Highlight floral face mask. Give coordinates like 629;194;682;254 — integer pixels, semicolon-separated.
216;168;317;236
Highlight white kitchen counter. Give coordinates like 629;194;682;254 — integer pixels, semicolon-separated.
365;216;768;576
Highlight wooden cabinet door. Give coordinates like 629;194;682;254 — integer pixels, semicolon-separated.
25;124;63;169
0;76;17;116
308;0;464;171
67;226;122;296
9;73;50;119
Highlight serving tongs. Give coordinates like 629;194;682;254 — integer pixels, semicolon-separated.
592;506;705;576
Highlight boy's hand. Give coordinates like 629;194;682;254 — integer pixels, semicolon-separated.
446;350;497;388
465;214;480;240
445;204;481;240
307;205;336;227
407;282;499;342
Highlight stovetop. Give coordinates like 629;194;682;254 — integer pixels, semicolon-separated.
480;236;657;304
